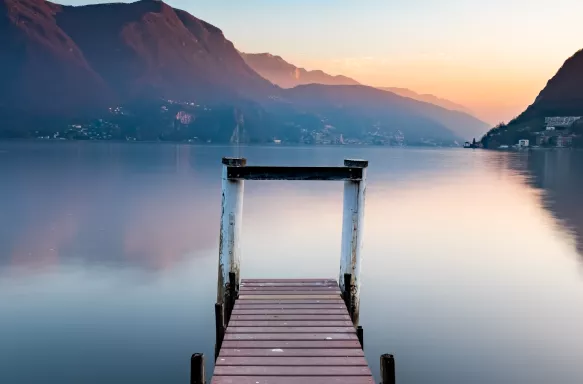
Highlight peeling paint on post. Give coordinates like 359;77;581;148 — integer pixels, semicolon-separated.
217;157;246;307
339;159;368;326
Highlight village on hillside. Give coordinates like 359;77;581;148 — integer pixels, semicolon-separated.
480;116;583;150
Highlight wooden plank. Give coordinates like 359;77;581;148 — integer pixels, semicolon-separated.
224;333;358;341
241;279;335;283
213;366;372;376
215;356;368;366
226;166;363;181
231;315;351;321
234;304;346;310
241;280;337;284
229;321;354;327
218;349;365;357
211;376;374;384
239;295;341;300
221;340;362;349
226;327;356;334
214;278;373;383
240;282;338;287
240;286;341;292
237;291;341;296
232;309;348;315
235;300;345;305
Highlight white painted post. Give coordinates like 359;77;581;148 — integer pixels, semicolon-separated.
217;157;246;305
340;159;368;325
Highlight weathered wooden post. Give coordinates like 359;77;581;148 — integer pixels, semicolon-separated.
214;303;225;361
380;354;396;384
190;353;205;384
217;157;246;307
343;273;353;321
339;159;368;326
225;272;237;324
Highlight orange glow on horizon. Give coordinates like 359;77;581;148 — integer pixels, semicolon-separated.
288;55;559;125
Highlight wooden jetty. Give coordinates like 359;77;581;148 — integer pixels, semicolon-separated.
190;158;396;384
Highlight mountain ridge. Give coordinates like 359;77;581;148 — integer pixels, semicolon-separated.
0;0;276;114
240;52;361;88
481;49;583;148
520;49;583;120
241;50;488;138
378;87;475;116
241;51;480;119
0;0;488;143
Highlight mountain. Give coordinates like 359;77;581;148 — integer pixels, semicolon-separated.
0;0;112;115
240;52;476;116
379;87;475;116
0;0;487;143
283;85;456;140
517;49;583;121
482;49;583;148
283;84;489;141
0;0;275;115
240;52;361;88
241;51;488;139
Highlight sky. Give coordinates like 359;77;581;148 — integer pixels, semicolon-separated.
59;0;583;124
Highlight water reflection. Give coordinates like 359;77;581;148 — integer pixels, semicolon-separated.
510;150;583;262
1;143;582;384
0;143;227;273
0;143;476;274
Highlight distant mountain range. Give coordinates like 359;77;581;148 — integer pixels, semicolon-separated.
241;52;477;116
0;0;488;143
240;52;361;88
482;49;583;148
377;87;475;116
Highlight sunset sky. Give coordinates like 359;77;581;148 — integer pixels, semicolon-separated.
62;0;583;124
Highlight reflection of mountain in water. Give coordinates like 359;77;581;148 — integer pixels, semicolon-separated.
0;143;228;272
521;150;583;258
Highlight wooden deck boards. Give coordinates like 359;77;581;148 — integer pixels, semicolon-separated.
211;278;374;384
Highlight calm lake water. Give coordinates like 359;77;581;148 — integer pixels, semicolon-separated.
1;142;582;384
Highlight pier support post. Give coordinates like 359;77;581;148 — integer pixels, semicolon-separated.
357;325;363;349
214;303;225;361
339;159;368;326
380;354;396;384
190;353;205;384
343;273;353;321
217;157;246;307
225;272;237;324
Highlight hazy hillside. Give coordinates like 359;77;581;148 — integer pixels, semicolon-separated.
379;87;475;116
242;51;488;139
240;52;360;88
240;52;476;119
283;84;486;141
285;84;455;140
